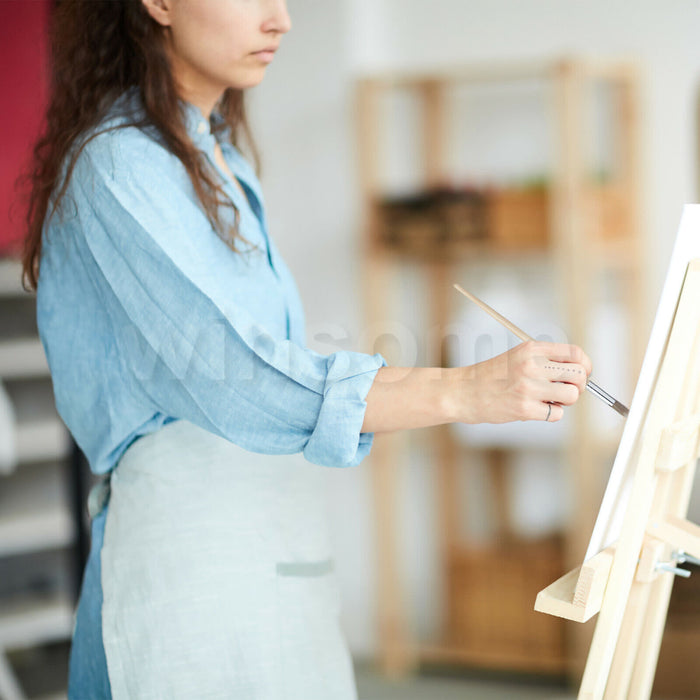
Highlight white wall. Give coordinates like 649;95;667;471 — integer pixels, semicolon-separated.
249;0;700;658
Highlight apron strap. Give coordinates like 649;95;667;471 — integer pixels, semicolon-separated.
87;472;111;520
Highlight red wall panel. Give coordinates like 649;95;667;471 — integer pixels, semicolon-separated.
0;0;51;255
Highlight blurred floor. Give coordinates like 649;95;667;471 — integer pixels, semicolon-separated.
7;642;687;699
354;661;575;700
9;644;576;699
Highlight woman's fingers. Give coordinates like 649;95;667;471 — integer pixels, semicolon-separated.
515;342;591;419
519;376;578;415
515;344;592;423
520;341;591;394
542;402;565;422
540;378;580;405
516;399;566;422
540;360;589;394
529;341;593;376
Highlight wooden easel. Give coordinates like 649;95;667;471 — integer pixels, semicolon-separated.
535;257;700;699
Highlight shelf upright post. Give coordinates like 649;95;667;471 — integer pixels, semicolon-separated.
551;59;599;678
356;78;417;676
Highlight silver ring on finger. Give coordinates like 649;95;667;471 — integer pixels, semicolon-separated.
545;403;552;422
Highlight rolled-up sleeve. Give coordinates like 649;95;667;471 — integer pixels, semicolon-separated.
63;134;386;468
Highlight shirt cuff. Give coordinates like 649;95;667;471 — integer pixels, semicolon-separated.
303;351;387;467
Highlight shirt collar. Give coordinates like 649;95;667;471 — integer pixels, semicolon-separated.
111;87;229;153
180;100;212;150
180;99;231;152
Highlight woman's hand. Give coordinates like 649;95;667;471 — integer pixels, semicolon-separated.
455;340;592;424
361;341;592;433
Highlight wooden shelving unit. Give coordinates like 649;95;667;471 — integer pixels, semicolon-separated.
0;258;82;700
356;59;646;679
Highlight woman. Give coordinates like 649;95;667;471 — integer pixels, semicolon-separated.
22;0;591;697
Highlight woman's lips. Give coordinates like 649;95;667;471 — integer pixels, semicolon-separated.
251;49;276;63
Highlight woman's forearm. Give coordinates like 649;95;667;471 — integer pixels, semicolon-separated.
361;341;593;433
361;366;463;433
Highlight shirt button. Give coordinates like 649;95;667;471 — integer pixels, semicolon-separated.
197;121;207;134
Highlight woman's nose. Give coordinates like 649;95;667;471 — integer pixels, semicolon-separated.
262;0;292;35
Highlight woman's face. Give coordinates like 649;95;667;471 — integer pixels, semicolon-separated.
142;0;291;112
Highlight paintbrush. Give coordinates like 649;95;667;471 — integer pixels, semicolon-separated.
453;283;629;417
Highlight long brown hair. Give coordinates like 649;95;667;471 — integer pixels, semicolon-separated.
21;0;259;291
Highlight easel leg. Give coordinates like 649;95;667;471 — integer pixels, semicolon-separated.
627;574;675;699
603;581;652;699
628;327;700;697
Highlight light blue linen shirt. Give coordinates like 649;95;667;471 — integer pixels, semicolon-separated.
36;87;385;697
37;87;385;475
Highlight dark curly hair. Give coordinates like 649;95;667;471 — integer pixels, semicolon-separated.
21;0;259;291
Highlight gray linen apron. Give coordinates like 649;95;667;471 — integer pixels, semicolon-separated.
99;419;357;699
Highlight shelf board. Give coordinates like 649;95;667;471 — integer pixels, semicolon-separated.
357;57;637;90
370;234;638;269
15;419;71;464
0;260;27;298
0;338;48;379
0;462;75;557
370;239;549;264
7;381;71;464
0;592;73;651
0;508;74;559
